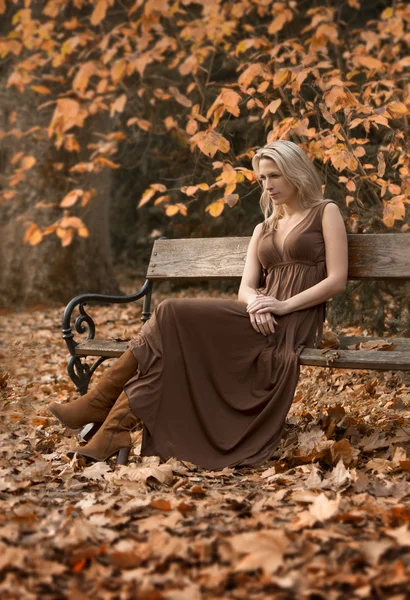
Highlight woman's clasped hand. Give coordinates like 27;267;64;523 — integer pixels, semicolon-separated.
246;294;288;336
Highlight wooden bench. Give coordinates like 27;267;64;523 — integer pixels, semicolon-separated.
62;233;410;394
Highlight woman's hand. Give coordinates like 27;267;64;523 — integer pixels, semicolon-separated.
247;294;289;321
246;293;279;336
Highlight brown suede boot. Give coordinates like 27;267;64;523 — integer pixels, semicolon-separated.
67;391;139;465
48;349;138;430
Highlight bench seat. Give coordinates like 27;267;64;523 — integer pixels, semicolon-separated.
75;336;410;371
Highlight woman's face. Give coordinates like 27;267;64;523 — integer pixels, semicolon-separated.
258;158;298;206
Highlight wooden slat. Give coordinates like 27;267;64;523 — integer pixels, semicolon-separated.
75;339;410;370
146;234;410;280
76;340;128;357
347;234;410;279
300;348;410;371
339;336;410;350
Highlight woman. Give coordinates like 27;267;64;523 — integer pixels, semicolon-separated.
48;140;348;469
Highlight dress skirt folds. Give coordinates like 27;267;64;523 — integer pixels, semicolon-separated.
124;201;336;469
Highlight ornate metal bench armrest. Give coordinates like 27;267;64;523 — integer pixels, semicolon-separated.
62;279;152;356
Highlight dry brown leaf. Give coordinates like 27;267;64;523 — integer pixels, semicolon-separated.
81;461;112;480
106;463;174;486
308;493;340;522
318;331;340;349
229;530;289;574
385;525;410;547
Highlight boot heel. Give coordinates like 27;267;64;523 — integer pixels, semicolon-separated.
80;422;102;442
117;447;130;465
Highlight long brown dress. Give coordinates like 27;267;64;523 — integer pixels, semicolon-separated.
124;200;336;469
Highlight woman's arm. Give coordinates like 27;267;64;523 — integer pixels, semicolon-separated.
246;203;348;317
237;222;264;305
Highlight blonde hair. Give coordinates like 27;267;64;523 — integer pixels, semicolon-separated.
251;140;325;233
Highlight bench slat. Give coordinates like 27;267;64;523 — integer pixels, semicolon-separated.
147;234;410;280
76;340;128;357
338;336;410;350
300;348;410;370
76;338;410;370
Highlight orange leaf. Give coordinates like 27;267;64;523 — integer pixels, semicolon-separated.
268;13;287;35
319;103;336;125
353;147;366;158
10;152;24;165
377;152;386;178
93;157;120;169
91;0;108;26
73;61;95;94
127;117;152;131
383;198;405;227
164;116;178;130
355;56;383;70
218;136;230;154
20;156;36;170
238;63;264;89
262;99;282;118
324;86;346;110
205;200;224;217
137;188;156;209
273;69;290;89
111;59;127;85
153;195;170;206
165;205;179;216
181;185;198;196
191;130;228;158
110;94;127;116
186;118;198;135
215;89;241;118
151;183;167;193
23;223;43;246
387;102;409;116
150;498;172;511
169;86;192;108
220;164;237;185
30;85;51;95
60;189;83;208
224;183;236;196
388;184;401;195
56;227;74;247
175;202;187;216
60;216;87;230
78;226;89;238
398;57;410;68
72;559;86;573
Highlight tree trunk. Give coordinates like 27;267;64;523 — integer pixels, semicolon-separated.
0;87;120;308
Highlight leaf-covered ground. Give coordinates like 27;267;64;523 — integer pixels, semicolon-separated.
1;282;410;599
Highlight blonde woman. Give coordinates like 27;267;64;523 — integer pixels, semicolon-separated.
48;140;348;468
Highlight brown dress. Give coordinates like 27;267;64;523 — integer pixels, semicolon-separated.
124;200;336;469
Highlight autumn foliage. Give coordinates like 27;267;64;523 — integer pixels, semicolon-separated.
0;0;409;246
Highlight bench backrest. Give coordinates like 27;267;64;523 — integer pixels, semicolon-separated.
147;234;410;281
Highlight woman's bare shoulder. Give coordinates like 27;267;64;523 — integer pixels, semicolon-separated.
252;222;265;237
322;200;340;214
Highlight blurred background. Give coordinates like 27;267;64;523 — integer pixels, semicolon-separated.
0;0;409;335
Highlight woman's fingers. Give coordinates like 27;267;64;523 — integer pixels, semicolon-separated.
250;312;276;336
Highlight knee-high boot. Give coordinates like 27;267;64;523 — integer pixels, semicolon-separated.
67;391;139;465
47;349;138;430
